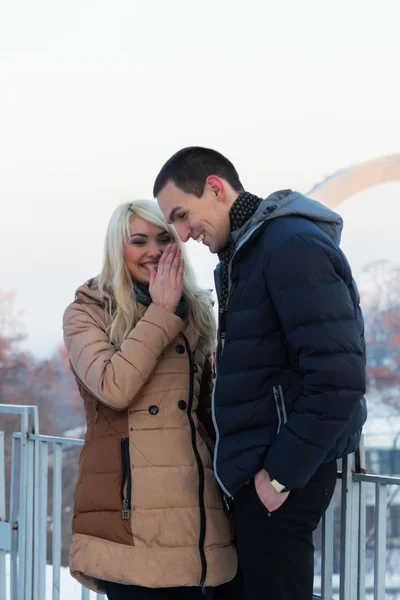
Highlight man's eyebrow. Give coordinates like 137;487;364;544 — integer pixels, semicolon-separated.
168;206;182;224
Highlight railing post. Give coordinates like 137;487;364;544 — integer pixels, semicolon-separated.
52;443;63;600
321;496;334;599
9;435;19;600
24;436;35;600
374;483;387;600
0;405;39;600
0;432;7;600
35;442;48;600
340;452;359;600
350;471;360;599
17;409;29;600
33;433;41;600
356;439;366;600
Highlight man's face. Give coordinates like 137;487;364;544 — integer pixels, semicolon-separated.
156;181;231;254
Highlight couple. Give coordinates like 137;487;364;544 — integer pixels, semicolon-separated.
63;147;367;600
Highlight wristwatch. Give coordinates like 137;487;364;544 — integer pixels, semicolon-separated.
270;478;290;493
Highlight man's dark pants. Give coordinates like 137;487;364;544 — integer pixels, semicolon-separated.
233;460;337;600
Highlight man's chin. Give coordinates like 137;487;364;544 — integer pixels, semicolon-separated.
212;240;229;255
204;240;218;254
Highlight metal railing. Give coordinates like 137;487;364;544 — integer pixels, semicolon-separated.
317;452;400;600
0;405;104;600
1;403;400;600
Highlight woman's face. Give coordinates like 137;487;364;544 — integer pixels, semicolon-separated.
123;216;173;286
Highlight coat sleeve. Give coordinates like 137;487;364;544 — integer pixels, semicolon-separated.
263;232;366;489
63;302;184;410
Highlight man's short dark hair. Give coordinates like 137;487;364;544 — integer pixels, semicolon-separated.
153;146;244;198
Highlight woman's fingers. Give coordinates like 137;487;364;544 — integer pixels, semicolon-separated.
148;265;156;287
153;244;183;291
169;247;181;279
164;244;177;276
177;258;185;284
157;244;171;277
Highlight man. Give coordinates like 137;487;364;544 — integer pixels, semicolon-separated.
154;147;367;599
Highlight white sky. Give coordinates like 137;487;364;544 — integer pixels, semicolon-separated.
1;0;399;357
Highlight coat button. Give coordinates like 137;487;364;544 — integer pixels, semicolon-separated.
178;400;187;411
148;405;159;415
175;344;185;354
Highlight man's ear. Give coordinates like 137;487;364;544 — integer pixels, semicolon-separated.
205;175;225;201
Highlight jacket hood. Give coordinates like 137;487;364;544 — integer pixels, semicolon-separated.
73;277;103;305
231;190;343;246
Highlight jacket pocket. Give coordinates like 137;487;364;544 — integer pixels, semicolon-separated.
273;385;288;434
121;437;132;520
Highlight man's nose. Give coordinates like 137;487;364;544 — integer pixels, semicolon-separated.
174;222;191;243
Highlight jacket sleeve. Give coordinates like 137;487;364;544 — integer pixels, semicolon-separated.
63;302;184;410
263;232;366;489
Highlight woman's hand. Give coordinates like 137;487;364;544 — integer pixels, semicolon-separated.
149;244;184;313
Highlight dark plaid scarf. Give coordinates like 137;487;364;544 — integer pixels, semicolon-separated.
217;191;263;342
132;281;187;320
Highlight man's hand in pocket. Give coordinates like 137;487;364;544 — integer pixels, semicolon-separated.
254;469;290;512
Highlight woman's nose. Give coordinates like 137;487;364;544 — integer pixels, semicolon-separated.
147;243;163;258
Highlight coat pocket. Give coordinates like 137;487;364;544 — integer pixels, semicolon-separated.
121;437;132;520
273;385;288;434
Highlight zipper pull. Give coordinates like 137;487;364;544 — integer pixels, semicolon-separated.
222;494;233;512
273;386;279;402
201;581;207;595
122;498;130;520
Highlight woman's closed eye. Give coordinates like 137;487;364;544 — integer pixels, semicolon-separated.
159;235;173;244
129;235;171;246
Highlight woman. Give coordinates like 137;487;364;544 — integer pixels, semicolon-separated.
63;200;237;600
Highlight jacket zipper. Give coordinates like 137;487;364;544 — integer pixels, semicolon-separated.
180;332;207;593
121;437;132;520
212;216;278;494
273;385;288;433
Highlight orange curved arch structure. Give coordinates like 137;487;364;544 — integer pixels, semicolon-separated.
307;154;400;208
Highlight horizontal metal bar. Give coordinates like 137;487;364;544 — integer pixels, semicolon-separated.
0;404;39;433
353;473;400;485
29;434;84;446
13;433;84;446
0;404;37;416
336;470;400;486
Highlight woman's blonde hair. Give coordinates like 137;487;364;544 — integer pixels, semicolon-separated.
98;200;216;353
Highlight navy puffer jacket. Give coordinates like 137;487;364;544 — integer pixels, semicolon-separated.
212;191;367;497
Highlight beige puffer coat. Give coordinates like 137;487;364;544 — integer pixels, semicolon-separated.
63;278;237;593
